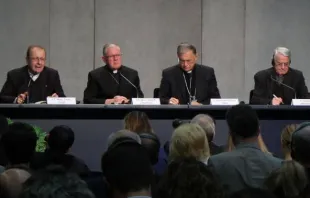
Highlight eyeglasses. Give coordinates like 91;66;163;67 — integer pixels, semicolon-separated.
29;57;46;62
105;54;122;59
275;62;289;67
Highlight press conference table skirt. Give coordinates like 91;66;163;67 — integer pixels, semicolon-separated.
0;104;309;170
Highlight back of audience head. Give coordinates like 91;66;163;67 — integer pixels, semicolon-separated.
230;188;276;198
139;132;161;165
265;160;308;198
0;168;31;198
101;141;153;198
281;124;298;160
1;122;37;165
20;165;94;198
46;125;74;153
191;114;216;142
0;114;9;138
226;104;259;145
291;122;310;166
158;157;223;198
124;111;153;134
169;123;210;164
107;129;141;148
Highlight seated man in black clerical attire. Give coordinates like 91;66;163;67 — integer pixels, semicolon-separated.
250;47;309;105
159;42;220;105
0;45;65;104
83;44;144;104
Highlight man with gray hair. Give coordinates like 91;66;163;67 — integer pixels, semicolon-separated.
84;44;144;104
106;129;141;149
251;47;309;105
159;42;220;105
191;114;223;155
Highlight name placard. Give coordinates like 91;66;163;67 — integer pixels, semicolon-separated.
210;98;239;106
291;99;310;106
47;97;76;105
131;98;161;105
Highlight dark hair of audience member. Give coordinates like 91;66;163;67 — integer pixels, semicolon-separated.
101;141;153;197
124;111;153;134
265;160;308;198
47;125;74;153
1;122;37;165
20;165;94;198
157;158;224;198
230;188;276;198
226;104;259;143
139;133;161;165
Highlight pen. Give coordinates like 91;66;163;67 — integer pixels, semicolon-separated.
273;94;284;104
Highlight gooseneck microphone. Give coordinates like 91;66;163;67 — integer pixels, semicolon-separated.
270;75;296;99
119;72;139;98
26;77;33;104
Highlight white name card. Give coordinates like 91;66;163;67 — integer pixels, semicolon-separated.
291;99;310;106
47;97;76;105
131;98;161;105
210;98;239;106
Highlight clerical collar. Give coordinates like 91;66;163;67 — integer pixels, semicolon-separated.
28;70;40;81
106;65;122;74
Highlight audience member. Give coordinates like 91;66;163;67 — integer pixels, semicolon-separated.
157;158;224;198
124;111;153;134
290;122;310;179
0;168;31;198
191;114;223;155
1;122;37;168
209;104;282;195
31;125;89;176
107;129;141;148
169;123;210;164
281;124;298;160
265;160;308;198
20;165;94;198
101;141;153;198
139;133;160;166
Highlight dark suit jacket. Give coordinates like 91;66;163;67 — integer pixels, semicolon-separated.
0;66;65;103
250;67;309;105
159;64;221;104
209;142;224;155
83;65;144;104
208;142;282;195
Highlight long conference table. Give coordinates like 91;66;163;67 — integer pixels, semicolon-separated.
1;104;310;171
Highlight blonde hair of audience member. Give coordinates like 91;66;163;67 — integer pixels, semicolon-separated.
169;123;210;164
265;160;308;198
124;111;153;134
0;168;31;198
281;124;298;161
227;133;270;154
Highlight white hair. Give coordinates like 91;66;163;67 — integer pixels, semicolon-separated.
273;47;291;60
102;44;120;56
191;114;215;142
106;129;141;148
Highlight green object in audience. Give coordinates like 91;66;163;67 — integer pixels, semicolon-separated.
6;118;47;152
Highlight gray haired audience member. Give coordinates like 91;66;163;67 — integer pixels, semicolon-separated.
20;165;94;198
107;129;141;148
0;168;31;198
265;160;308;198
191;114;223;155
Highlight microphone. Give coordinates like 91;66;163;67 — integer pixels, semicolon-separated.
26;77;33;104
120;72;139;98
270;75;296;99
